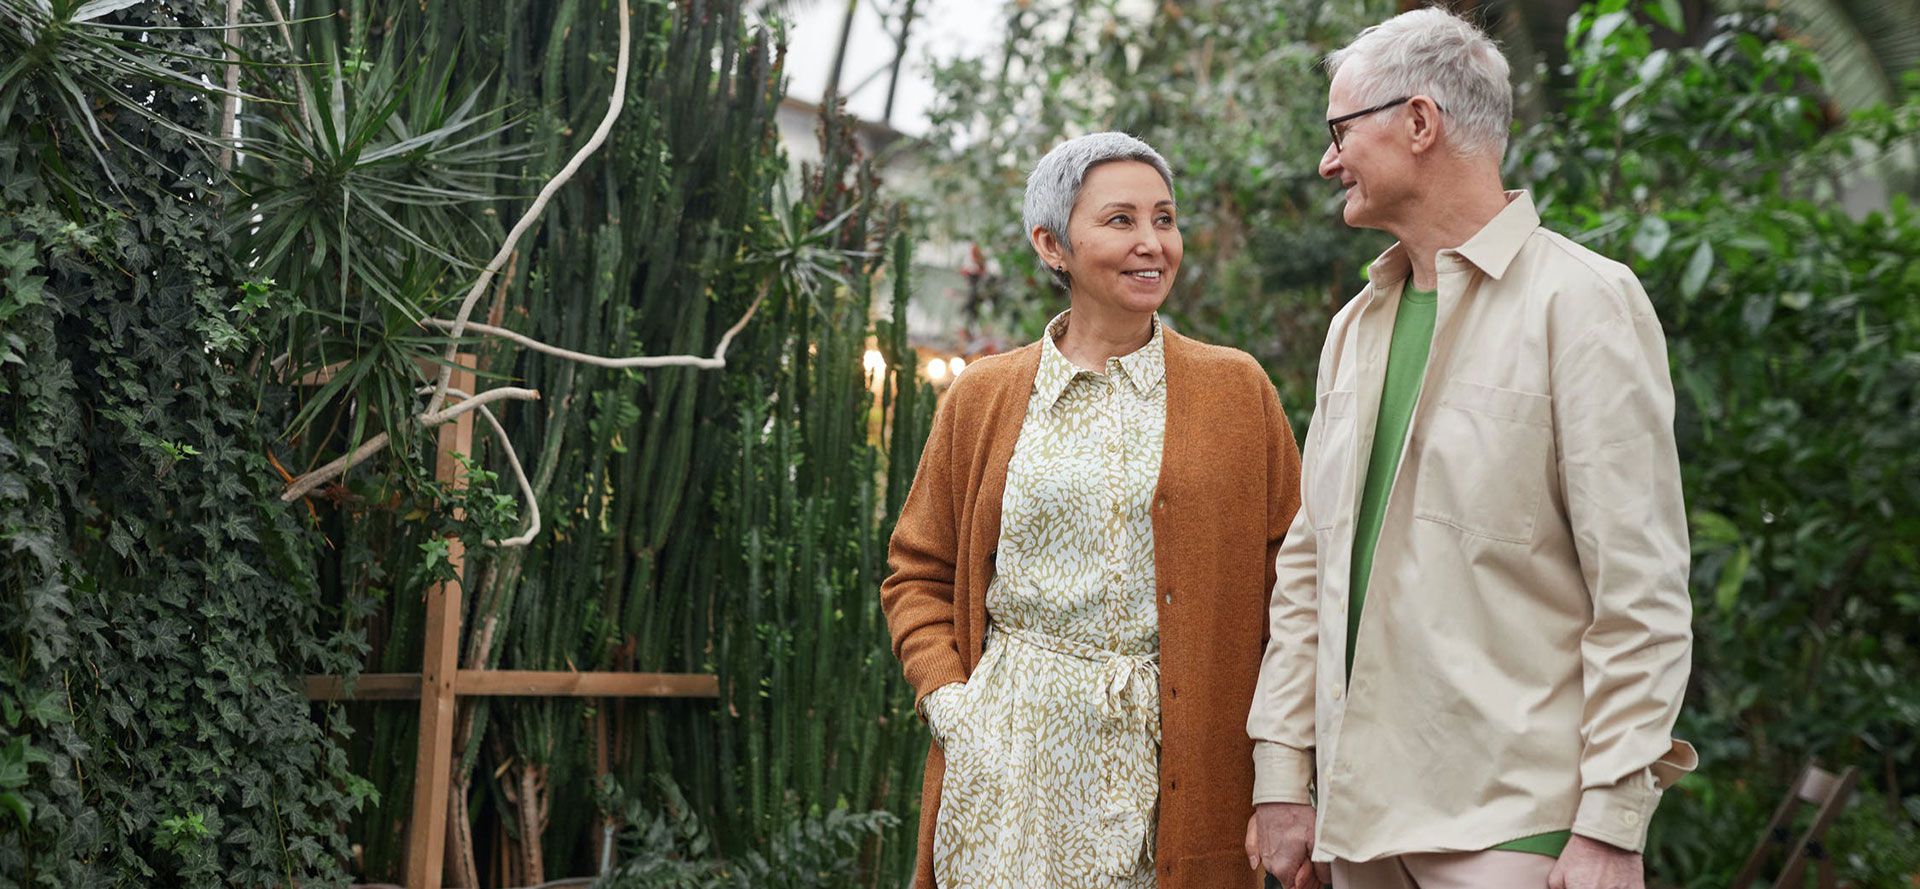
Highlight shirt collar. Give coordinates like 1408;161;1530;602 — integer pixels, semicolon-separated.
1365;189;1541;287
1035;310;1166;408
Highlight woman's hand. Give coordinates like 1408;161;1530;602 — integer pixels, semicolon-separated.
922;683;966;749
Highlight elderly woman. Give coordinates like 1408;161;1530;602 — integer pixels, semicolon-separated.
880;132;1302;889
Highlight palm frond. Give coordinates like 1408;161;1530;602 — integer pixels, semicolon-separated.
1741;0;1920;108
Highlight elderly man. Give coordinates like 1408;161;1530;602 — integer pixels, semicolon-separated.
1245;8;1697;889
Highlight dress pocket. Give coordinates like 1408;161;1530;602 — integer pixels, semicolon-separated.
931;663;1003;883
1306;389;1356;530
1411;380;1551;544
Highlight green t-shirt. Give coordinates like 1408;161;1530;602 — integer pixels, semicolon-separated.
1343;285;1570;859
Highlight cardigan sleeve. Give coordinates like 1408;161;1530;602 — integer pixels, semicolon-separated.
880;384;971;711
1249;370;1319;806
1260;375;1303;630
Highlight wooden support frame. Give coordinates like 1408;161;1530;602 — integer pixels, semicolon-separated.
303;671;720;701
297;355;719;889
1729;759;1859;889
407;356;476;889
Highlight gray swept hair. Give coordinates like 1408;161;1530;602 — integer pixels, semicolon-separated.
1023;132;1175;290
1326;7;1512;159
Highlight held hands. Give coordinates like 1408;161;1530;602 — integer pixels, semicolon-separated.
1547;835;1644;889
1245;802;1328;889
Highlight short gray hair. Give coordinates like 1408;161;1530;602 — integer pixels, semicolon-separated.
1326;7;1512;159
1023;132;1174;289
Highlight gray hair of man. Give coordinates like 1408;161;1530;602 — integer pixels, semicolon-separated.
1023;132;1175;290
1325;7;1513;159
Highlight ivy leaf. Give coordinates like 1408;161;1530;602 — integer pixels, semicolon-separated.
0;792;30;828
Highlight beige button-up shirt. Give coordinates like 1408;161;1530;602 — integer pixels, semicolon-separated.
1248;192;1698;860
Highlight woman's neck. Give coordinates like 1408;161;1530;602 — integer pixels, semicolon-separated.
1055;301;1154;373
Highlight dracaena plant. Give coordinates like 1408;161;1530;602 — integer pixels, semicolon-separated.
229;39;529;481
0;0;264;195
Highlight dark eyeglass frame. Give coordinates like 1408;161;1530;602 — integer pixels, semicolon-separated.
1326;96;1444;151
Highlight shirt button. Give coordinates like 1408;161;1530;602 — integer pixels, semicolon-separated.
1621;811;1642;826
1330;685;1344;701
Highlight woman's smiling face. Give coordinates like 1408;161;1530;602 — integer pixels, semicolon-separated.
1048;160;1182;315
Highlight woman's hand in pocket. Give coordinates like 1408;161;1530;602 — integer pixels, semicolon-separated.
922;682;967;750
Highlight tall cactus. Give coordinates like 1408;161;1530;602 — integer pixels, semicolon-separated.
294;0;934;884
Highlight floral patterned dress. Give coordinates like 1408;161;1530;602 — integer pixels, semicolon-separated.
927;311;1166;887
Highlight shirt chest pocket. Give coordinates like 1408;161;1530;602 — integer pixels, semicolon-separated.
1411;380;1552;544
1306;389;1356;530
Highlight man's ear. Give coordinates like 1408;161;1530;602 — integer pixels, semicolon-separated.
1407;95;1443;155
1031;225;1068;273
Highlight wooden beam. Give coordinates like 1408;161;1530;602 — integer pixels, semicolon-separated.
406;357;476;889
303;673;422;701
455;670;719;698
302;671;721;700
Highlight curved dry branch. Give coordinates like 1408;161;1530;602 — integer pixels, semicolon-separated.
275;0;695;554
422;386;540;425
423;0;632;419
441;387;540;549
423;283;768;370
218;0;244;171
281;432;390;501
258;0;314;132
278;387;540;501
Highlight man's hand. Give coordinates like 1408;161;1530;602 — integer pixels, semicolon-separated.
1246;802;1323;889
1548;835;1644;889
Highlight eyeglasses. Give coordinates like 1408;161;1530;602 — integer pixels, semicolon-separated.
1326;96;1444;152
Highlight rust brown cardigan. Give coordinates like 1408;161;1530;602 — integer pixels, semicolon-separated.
880;326;1302;889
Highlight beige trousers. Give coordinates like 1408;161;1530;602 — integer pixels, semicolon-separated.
1331;850;1555;889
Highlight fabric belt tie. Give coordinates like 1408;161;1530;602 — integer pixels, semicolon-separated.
1000;625;1161;876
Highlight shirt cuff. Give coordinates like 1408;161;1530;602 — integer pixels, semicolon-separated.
1251;741;1314;805
1572;776;1661;852
1573;739;1700;852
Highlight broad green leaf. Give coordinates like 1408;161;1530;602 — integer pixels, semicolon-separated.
70;0;144;23
1690;510;1741;546
1715;544;1751;612
1649;0;1685;32
1632;215;1672;261
1680;240;1713;300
